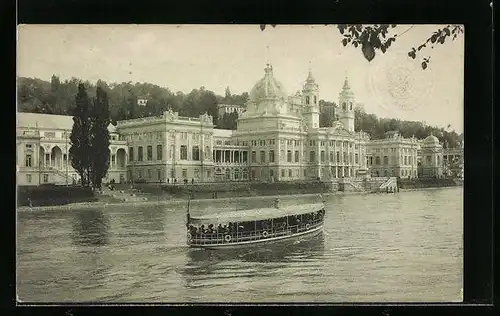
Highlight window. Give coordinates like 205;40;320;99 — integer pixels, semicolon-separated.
260;151;265;163
330;151;334;162
269;150;275;163
205;146;210;159
342;102;346;110
251;151;256;163
375;157;381;165
25;144;32;149
350;153;353;164
306;96;310;105
138;146;143;161
343;152;348;163
321;141;325;146
137;170;142;178
157;169;161;180
25;154;32;167
147;146;153;161
147;169;152;178
288;169;292;177
26;174;32;183
111;154;116;166
192;146;200;161
129;147;134;161
180;145;188;160
409;156;413;165
304;169;307;177
404;156;408;165
426;156;431;164
349;102;352;110
355;153;359;164
281;169;285;177
287;150;292;162
336;152;340;163
383;156;389;165
43;174;48;183
295;151;299;162
182;169;188;178
320;151;325;162
310;151;316;162
157;145;163;160
314;96;317;104
194;169;200;179
170;169;175;178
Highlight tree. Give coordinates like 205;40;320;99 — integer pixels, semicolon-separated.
259;24;464;70
89;87;111;190
337;24;464;69
69;83;92;187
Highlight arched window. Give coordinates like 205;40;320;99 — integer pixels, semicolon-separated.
314;96;317;104
306;96;310;105
342;102;346;110
349;102;353;110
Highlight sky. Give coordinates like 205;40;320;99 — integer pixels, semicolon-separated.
17;24;464;133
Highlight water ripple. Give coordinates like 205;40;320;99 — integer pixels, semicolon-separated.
17;187;463;303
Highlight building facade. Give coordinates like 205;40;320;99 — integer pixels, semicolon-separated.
418;134;444;178
16;64;455;186
217;104;246;118
16;113;128;186
366;131;420;178
443;146;464;178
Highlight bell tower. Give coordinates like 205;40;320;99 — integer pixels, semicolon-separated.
302;68;320;129
338;76;355;132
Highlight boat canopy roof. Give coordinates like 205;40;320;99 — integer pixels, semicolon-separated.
190;203;324;225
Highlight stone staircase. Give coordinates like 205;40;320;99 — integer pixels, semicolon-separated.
342;179;365;192
379;177;398;192
44;167;71;184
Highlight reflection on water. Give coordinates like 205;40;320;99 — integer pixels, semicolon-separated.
17;187;463;302
71;209;110;247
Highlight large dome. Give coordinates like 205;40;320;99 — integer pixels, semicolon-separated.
249;64;288;103
424;134;439;145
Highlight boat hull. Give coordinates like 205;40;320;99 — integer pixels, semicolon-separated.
188;224;323;249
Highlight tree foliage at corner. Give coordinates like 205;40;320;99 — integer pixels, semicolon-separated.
337;24;464;69
260;24;464;70
89;87;111;190
69;83;92;187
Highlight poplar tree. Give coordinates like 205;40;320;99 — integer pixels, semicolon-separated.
69;83;92;187
89;86;111;190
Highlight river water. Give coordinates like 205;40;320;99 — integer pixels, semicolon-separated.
17;187;463;303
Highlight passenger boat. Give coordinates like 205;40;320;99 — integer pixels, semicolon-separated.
186;197;326;249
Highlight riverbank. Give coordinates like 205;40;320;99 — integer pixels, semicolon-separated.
17;190;371;212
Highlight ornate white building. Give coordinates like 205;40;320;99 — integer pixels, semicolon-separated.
16;113;128;186
217;104;246;118
419;134;444;178
366;131;420;178
17;64;451;186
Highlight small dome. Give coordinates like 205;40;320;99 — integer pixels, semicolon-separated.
424;134;439;145
249;64;287;103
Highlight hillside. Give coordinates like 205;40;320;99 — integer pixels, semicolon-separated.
16;75;463;147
